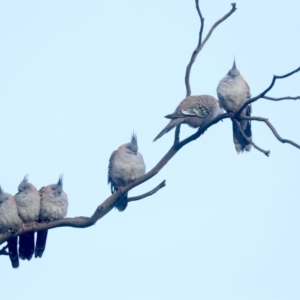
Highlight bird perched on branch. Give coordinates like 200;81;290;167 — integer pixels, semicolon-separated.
35;175;68;258
108;133;146;211
0;186;22;268
217;59;252;153
153;95;223;141
15;175;40;261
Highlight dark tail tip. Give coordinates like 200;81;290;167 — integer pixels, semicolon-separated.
115;194;128;212
35;230;48;258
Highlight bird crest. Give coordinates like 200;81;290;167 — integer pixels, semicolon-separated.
227;58;240;78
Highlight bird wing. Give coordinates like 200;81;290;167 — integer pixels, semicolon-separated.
108;150;118;193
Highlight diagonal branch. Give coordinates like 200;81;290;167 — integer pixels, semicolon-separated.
242;115;300;150
178;113;228;148
237;66;300;114
174;124;181;144
185;2;236;97
0;112;229;246
128;180;166;202
232;118;270;156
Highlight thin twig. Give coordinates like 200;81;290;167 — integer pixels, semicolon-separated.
185;2;237;97
0;244;9;256
174;125;181;144
242;116;300;149
263;96;300;101
128;180;166;202
177;113;228;148
232;119;270;156
237;67;300;114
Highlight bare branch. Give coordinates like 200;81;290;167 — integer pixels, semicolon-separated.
242;116;300;150
237;67;300;114
0;244;9;256
178;113;228;148
174;125;181;144
263;96;300;101
128;180;166;202
232;119;270;156
185;2;237;96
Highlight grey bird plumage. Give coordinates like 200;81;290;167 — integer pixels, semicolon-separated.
108;133;146;211
0;186;22;268
35;175;68;258
217;59;252;153
15;175;41;261
153;95;223;141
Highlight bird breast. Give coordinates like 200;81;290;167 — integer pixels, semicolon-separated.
39;192;68;221
15;193;40;222
111;152;146;186
217;77;248;111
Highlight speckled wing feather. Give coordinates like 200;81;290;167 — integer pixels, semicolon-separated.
166;95;216;119
154;95;222;141
108;150;118;193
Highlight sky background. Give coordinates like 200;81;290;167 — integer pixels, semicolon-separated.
0;0;299;299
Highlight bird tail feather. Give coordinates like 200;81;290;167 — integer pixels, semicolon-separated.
153;118;183;142
19;232;35;261
35;230;48;258
232;106;252;153
116;193;128;212
8;237;19;268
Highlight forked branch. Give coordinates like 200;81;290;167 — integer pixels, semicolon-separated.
242;115;300;149
185;1;237;97
237;67;300;114
232;118;270;156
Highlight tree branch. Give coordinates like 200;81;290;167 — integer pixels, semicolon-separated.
237;67;300;114
232;118;270;156
128;180;166;202
263;96;300;101
185;2;236;97
0;244;9;256
242;115;300;150
174;124;181;144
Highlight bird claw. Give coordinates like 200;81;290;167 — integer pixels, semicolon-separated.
22;223;30;230
227;111;235;118
31;221;39;227
118;186;125;193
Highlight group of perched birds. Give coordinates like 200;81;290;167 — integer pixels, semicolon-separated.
0;175;68;268
108;59;252;209
0;59;251;269
153;59;252;152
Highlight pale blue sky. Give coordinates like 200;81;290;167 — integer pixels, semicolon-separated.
1;1;299;299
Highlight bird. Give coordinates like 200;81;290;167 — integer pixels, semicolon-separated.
217;59;252;153
153;95;223;142
0;186;23;268
35;175;68;258
108;133;146;211
15;175;40;261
